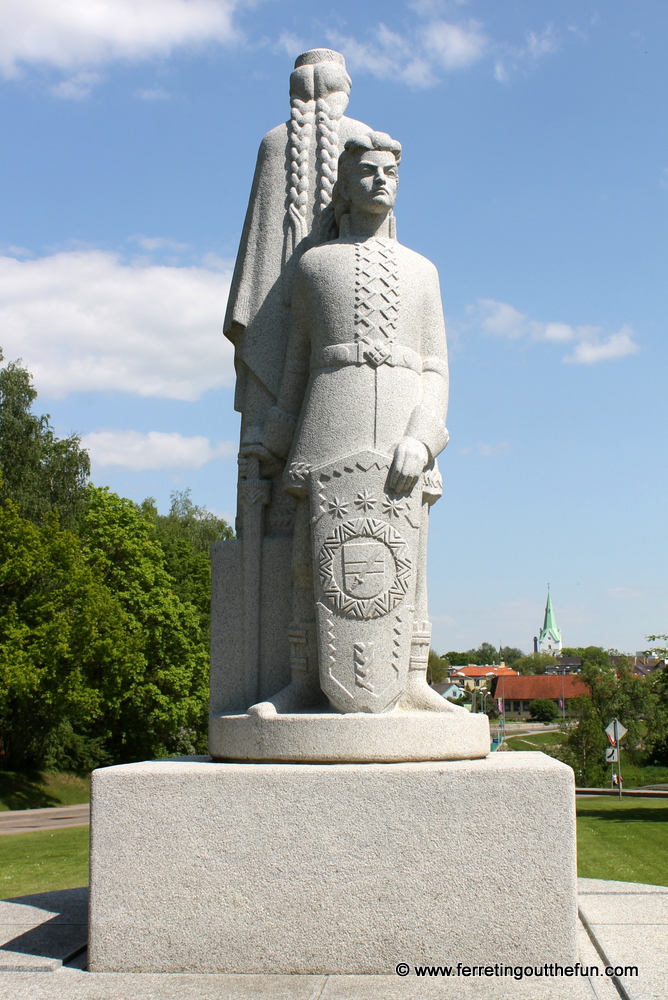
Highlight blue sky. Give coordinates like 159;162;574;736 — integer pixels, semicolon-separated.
1;0;666;655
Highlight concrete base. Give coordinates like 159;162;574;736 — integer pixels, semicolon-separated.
209;707;491;763
88;753;577;975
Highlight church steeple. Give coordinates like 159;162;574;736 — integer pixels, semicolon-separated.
538;588;562;656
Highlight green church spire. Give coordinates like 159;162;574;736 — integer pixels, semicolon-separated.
541;590;560;638
538;588;562;653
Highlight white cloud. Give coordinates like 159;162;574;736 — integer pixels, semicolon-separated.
563;326;640;365
130;235;191;252
328;17;487;88
0;0;241;79
50;71;102;99
493;23;559;83
0;249;234;400
82;429;235;470
276;31;306;60
136;87;171;101
473;299;640;365
423;19;487;70
526;25;558;58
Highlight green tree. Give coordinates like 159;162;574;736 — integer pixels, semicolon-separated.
0;485;212;772
0;351;90;528
529;698;559;722
141;489;233;637
427;649;449;684
471;642;499;664
445;650;472;666
500;645;524;665
80;486;210;763
513;652;559;675
555;696;608;787
576;648;654;766
0;495;135;770
444;642;502;666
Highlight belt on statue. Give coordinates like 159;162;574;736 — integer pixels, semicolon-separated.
318;341;422;374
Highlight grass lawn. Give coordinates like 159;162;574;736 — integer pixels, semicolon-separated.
505;731;563;752
0;826;89;899
576;797;668;886
0;771;90;811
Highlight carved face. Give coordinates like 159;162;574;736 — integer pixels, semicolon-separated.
341;149;399;215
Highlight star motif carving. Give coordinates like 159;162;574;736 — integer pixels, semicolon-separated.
354;489;377;512
381;496;405;518
328;496;350;519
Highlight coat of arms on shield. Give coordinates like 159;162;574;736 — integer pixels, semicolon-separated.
309;449;422;714
342;541;386;598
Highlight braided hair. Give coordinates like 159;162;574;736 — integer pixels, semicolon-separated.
284;91;315;266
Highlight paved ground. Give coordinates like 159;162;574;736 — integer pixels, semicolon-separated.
0;878;664;998
0;805;90;835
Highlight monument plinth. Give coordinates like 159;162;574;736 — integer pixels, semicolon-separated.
88;47;578;975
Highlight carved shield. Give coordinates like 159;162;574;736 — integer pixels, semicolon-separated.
309;449;422;714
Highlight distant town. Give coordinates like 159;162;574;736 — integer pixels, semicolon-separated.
430;590;666;722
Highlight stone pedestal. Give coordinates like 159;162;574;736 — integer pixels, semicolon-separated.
88;753;578;974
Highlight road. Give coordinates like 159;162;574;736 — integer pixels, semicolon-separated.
0;804;89;835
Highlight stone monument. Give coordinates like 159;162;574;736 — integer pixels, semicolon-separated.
88;50;579;976
211;51;489;762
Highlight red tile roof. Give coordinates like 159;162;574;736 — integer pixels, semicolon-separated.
453;665;519;678
491;675;589;700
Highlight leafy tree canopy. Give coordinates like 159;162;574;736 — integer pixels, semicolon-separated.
500;645;524;665
0;486;212;772
554;696;608;787
0;357;235;775
529;698;559;722
427;648;449;684
140;490;233;637
0;351;90;528
443;642;508;666
513;652;559;675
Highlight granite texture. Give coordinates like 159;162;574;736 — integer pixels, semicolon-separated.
0;888;87;972
0;970;596;1000
88;753;577;974
209;706;490;762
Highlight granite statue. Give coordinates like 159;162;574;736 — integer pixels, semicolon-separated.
210;52;489;760
217;49;374;714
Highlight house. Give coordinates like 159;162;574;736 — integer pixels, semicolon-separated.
633;656;667;678
451;664;519;691
546;655;582;674
491;674;589;720
432;682;465;701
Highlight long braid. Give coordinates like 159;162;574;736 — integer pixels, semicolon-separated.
284;97;314;267
314;98;340;234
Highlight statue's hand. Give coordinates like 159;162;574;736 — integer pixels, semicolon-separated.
239;443;283;478
389;437;429;495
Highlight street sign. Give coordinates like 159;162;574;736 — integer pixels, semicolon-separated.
605;719;627;746
605;747;619;763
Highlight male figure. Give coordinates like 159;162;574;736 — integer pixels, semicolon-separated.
256;133;456;714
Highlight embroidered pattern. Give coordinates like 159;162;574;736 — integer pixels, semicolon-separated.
354;238;401;354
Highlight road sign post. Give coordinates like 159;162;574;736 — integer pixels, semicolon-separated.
605;719;627;797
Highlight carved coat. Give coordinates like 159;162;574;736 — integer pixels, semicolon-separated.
265;234;449;495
